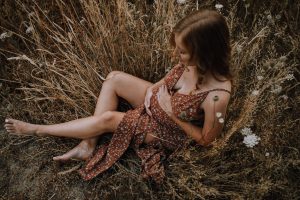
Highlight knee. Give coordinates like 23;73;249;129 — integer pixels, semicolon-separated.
106;71;124;81
99;111;116;124
93;111;116;132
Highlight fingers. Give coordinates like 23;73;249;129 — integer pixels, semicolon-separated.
145;99;152;116
144;95;152;116
158;85;169;94
144;97;150;108
145;102;152;116
145;107;152;116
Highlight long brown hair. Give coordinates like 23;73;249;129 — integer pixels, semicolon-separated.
170;9;233;82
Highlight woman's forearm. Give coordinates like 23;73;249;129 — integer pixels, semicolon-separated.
148;78;165;91
169;114;208;146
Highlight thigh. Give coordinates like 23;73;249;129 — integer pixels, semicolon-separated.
107;71;153;108
104;111;155;144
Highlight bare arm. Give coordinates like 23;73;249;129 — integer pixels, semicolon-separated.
148;77;165;91
145;64;180;116
169;114;205;144
169;92;230;146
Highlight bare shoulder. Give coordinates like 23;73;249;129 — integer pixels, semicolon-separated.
201;81;232;110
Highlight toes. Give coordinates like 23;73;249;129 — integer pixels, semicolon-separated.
53;156;63;161
5;118;14;124
53;148;84;162
4;125;15;133
4;124;14;128
5;127;15;131
5;125;14;130
53;155;73;163
53;153;72;161
5;127;16;131
6;129;16;134
4;123;16;133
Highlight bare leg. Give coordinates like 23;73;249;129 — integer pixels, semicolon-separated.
51;73;121;161
4;111;125;139
53;71;152;161
6;71;153;161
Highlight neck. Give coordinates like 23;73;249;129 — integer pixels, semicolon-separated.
196;69;221;89
195;67;212;83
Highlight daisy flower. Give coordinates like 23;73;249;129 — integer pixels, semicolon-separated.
0;31;13;41
257;75;263;80
285;74;294;81
218;118;224;123
216;112;222;118
243;134;261;148
240;127;253;136
177;0;186;4
26;26;34;34
251;90;259;96
215;4;224;10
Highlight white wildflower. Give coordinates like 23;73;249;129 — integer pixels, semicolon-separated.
279;56;287;62
257;75;263;80
218;118;224;123
281;95;288;100
26;26;34;34
236;45;242;54
243;134;261;148
0;31;13;41
251;90;259;96
285;74;294;80
28;12;35;17
176;0;186;4
267;14;272;21
80;18;86;25
240;127;253;136
216;112;222;118
275;15;281;20
215;4;224;10
271;84;282;94
265;152;270;157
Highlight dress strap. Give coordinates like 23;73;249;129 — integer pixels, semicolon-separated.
206;88;231;94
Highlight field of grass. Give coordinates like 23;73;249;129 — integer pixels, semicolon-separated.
0;0;299;199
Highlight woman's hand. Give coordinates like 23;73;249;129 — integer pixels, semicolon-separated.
144;87;153;116
157;85;173;116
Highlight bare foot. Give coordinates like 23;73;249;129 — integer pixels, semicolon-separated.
4;118;38;136
53;140;96;162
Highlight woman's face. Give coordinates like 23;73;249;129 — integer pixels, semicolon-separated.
173;33;194;66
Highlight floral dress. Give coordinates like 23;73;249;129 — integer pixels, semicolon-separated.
78;64;231;183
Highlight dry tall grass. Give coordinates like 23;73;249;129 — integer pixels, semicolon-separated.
0;0;299;199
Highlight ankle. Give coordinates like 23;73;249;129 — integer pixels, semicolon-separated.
82;139;97;148
35;125;45;136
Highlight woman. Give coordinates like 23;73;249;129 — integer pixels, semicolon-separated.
4;9;232;183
